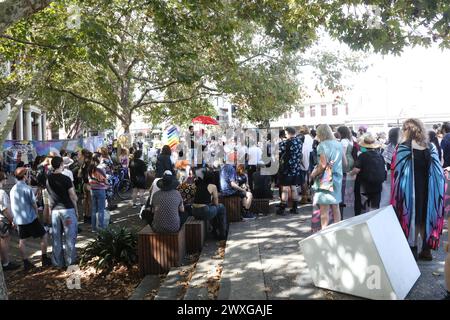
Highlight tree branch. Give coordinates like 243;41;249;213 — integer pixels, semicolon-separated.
47;86;126;123
0;34;59;49
107;60;123;82
0;0;53;34
138;93;201;108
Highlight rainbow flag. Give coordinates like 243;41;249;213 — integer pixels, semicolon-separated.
164;125;180;150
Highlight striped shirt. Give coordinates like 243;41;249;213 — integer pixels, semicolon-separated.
89;167;108;190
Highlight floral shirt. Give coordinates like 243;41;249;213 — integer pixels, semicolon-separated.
176;183;196;205
279;136;303;176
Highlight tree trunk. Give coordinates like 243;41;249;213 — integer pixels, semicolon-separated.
0;101;21;152
0;264;7;300
0;0;52;33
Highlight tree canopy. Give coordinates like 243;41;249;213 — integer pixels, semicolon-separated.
1;0;449;134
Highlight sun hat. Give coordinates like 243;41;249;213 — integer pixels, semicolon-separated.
156;171;179;191
358;133;381;149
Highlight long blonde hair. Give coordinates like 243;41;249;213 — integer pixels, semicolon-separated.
401;118;428;147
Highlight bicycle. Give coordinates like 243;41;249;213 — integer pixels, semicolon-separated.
106;166;132;201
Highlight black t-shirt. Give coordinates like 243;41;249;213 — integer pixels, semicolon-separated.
46;173;75;210
355;150;386;193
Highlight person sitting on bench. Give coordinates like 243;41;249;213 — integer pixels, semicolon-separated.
192;168;228;240
220;152;255;220
151;171;187;233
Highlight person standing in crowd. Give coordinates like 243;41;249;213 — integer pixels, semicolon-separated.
351;133;386;214
220;152;255;220
88;155;108;232
445;191;450;299
78;150;92;224
383;128;400;171
309;129;319;173
60;150;74;168
391;118;445;261
192;168;228;240
151;171;187;233
300;126;313;204
358;125;368;138
252;162;273;200
62;157;75;182
119;148;130;174
429;131;442;163
189;125;196;167
156;145;175;178
310;124;343;229
247;138;262;192
440;122;450;168
129;150;147;209
46;157;79;267
277;127;303;215
337;126;354;216
10;167;52;271
99;147;113;176
0;172;20;271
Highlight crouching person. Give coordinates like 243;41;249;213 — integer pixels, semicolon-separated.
10;167;51;271
192;168;228;240
46;157;79;267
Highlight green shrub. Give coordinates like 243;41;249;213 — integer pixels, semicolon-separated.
80;227;137;271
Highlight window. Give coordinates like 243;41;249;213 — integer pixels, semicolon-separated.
332;104;338;116
299;108;304;118
346;103;349;115
310;105;315;117
321;105;327;117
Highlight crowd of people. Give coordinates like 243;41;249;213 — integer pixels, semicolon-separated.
0;119;449;300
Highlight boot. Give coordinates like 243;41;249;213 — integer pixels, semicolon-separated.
276;202;287;216
41;254;52;267
290;201;299;214
418;249;433;261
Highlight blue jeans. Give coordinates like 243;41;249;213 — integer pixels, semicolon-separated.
192;204;228;238
51;208;78;267
91;189;106;231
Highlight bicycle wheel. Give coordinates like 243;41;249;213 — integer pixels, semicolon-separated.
117;179;132;200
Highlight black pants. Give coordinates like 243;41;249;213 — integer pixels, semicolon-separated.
247;165;257;192
355;179;382;215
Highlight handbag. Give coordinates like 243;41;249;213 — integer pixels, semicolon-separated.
312;163;334;192
139;195;154;226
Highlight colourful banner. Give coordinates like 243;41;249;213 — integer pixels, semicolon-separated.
2;136;105;171
163;125;180;150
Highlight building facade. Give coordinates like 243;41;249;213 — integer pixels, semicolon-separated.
0;103;49;141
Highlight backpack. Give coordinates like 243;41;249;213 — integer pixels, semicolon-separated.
359;151;386;185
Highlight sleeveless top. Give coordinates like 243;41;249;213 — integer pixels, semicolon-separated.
193;180;212;205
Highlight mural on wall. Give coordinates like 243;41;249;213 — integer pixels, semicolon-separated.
2;136;105;173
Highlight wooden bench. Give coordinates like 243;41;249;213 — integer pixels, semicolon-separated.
185;216;206;254
219;195;241;222
251;198;270;215
138;224;186;276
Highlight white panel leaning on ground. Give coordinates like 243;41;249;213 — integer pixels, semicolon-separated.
299;205;420;300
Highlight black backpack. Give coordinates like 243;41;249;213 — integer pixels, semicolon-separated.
359;151;386;185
